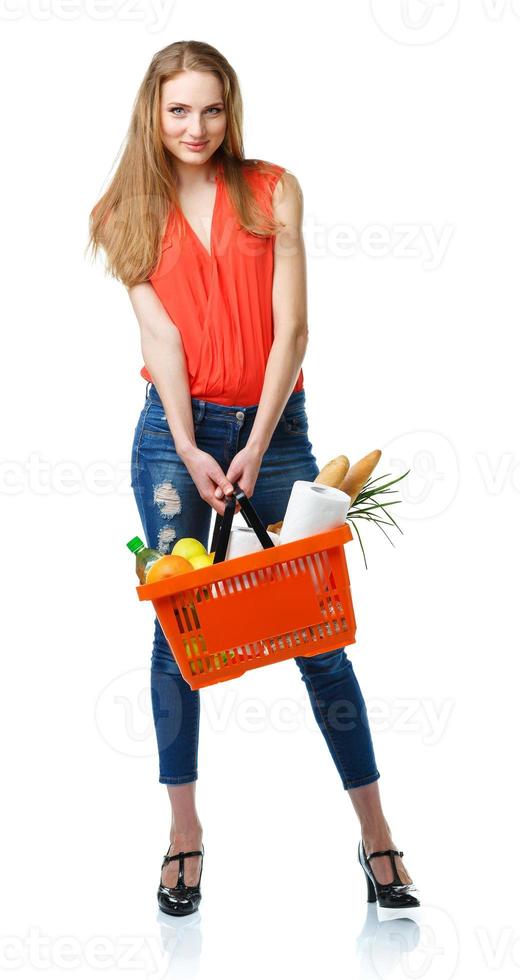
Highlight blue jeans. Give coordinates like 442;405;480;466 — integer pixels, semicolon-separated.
130;382;380;790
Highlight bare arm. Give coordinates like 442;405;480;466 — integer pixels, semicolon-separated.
246;171;309;455
127;282;234;513
127;282;198;458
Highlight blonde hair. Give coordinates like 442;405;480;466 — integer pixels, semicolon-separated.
87;40;285;287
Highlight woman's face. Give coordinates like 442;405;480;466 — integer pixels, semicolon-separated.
160;70;227;166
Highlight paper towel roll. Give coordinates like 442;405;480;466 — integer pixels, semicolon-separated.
225;526;280;560
278;481;350;544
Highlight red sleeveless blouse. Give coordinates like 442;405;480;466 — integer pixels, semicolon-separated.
140;159;305;406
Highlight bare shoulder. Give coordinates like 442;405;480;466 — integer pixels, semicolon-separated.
272;169;304;227
273;169;302;202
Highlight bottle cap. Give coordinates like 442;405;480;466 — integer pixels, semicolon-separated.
126;536;144;553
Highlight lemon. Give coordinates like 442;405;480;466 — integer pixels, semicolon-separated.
171;537;208;562
189;553;213;570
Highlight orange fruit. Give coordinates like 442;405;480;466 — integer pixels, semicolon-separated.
146;554;194;583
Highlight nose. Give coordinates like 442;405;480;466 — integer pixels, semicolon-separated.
187;116;207;139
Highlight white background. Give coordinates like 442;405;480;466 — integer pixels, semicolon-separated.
2;1;519;978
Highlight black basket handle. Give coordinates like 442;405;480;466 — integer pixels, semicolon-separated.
210;482;276;564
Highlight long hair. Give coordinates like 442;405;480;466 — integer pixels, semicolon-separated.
86;40;286;287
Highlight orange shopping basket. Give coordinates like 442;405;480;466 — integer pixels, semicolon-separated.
136;482;357;690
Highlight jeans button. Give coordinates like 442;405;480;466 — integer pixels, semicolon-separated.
236;411;245;420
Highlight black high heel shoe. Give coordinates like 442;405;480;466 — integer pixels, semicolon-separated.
157;844;205;916
358;840;420;921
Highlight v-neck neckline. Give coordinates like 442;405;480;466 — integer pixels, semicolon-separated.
180;161;223;261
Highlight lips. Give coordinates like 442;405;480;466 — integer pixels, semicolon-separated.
183;141;208;148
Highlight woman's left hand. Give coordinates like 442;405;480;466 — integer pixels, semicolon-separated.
214;444;264;509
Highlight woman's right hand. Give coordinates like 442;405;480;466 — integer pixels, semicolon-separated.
180;446;240;517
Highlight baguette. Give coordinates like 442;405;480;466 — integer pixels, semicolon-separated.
314;454;350;489
267;520;284;535
339;450;381;503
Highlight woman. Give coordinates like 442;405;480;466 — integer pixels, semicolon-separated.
88;39;419;920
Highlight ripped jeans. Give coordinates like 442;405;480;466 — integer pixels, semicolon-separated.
130;381;380;790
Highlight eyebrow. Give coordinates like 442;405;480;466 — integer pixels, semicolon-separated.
166;101;224;109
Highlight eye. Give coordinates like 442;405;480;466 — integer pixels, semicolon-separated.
168;107;223;115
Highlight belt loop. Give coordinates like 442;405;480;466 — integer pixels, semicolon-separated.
145;380;151;400
194;398;206;424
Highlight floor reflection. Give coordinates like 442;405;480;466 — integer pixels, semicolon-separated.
356;903;422;978
154;908;202;978
150;893;425;978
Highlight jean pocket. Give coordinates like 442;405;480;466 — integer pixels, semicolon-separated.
142;404;173;438
142;404;203;439
282;407;309;435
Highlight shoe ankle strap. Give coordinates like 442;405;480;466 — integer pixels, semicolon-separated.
163;848;204;862
366;848;403;861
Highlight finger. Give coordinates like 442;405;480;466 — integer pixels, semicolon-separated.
209;493;228;517
223;475;235;492
215;476;234;498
